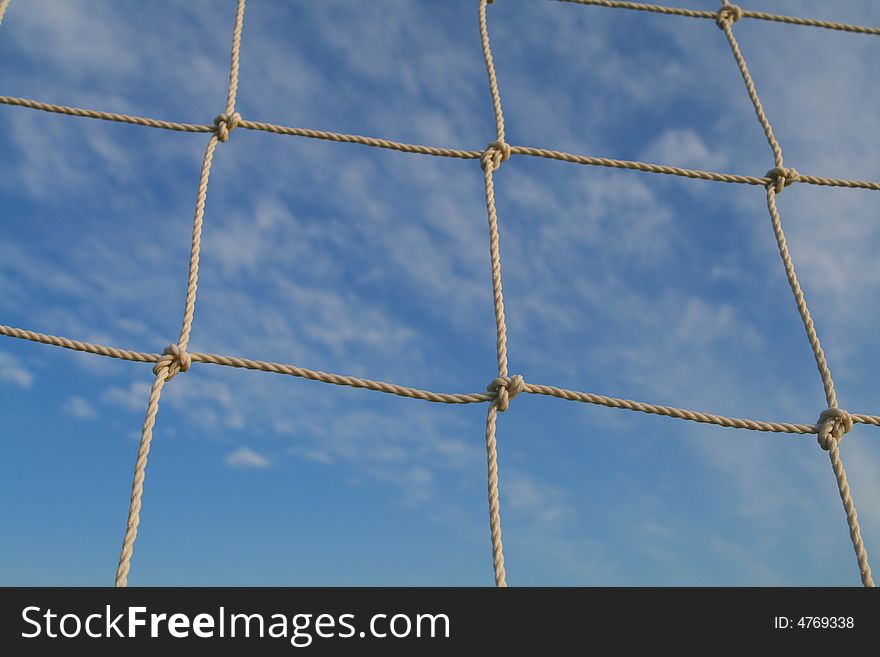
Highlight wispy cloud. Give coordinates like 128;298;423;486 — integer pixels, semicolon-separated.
640;128;727;171
225;446;270;469
0;351;34;388
63;395;98;419
101;381;152;413
505;470;571;525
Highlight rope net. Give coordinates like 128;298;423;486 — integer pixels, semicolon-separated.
1;0;878;587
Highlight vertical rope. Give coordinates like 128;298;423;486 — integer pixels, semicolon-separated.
479;0;512;587
178;0;244;352
767;183;871;584
482;162;509;588
114;0;247;587
224;0;246;117
828;444;874;586
765;188;837;407
483;164;509;379
718;5;872;586
175;135;220;352
484;404;506;587
717;13;784;169
114;369;169;587
479;0;506;145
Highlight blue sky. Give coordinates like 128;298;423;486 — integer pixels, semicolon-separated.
1;0;879;586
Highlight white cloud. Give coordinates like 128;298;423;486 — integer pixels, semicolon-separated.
505;470;571;525
397;465;434;506
101;381;152;412
63;395;98;419
0;351;34;388
640;128;727;171
276;279;419;355
160;376;245;430
225;446;270;469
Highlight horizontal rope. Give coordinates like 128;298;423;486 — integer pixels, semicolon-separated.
851;414;880;427
0;96;479;158
0;324;491;404
557;0;716;20
0;324;159;363
740;9;880;35
524;382;815;432
3;95;877;191
5;323;880;434
556;0;880;35
0;96;213;133
522;382;880;434
793;174;880;191
511;146;880;191
238;119;481;159
511;145;767;185
190;352;493;403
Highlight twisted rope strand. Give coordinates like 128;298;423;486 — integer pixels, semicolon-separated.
3;96;879;191
175;136;219;352
716;2;873;585
484;403;506;587
5;323;880;431
238;119;482;159
739;9;880;36
766;185;873;585
479;0;510;588
191;352;494;404
851;414;880;427
511;145;765;185
717;16;784;169
114;368;168;587
765;188;837;407
510;146;880;190
479;0;506;146
0;324;158;363
0;96;213;132
524;382;814;434
113;0;248;587
828;444;874;586
556;0;880;35
482;164;510;377
791;174;880;191
558;0;716;20
224;0;246;118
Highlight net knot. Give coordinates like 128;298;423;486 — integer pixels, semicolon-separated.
765;166;799;193
481;140;511;172
214;112;241;142
817;407;853;451
488;375;525;412
715;4;743;28
152;344;192;382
